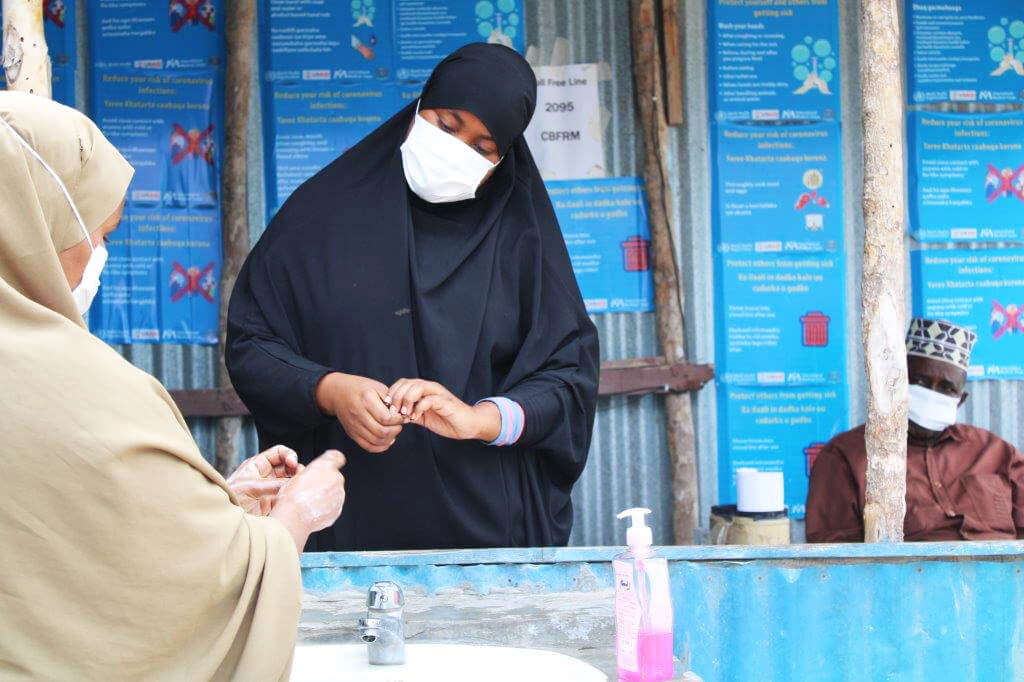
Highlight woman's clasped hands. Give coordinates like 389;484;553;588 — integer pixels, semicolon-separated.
387;378;500;443
315;372;502;454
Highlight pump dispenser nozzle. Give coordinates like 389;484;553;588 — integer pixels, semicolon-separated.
617;507;653;548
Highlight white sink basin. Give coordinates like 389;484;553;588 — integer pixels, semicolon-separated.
291;643;606;681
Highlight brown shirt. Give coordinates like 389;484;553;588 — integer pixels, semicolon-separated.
806;423;1024;542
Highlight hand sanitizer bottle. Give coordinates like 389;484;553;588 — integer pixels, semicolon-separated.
613;508;674;682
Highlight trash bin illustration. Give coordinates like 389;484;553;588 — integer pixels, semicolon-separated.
621;236;650;272
800;311;830;347
804;442;827;477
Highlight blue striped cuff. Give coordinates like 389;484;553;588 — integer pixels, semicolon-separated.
478;397;525;446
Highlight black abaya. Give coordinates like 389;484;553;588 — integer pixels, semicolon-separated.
226;44;599;550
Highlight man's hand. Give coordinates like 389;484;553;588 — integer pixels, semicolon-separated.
227;445;303;515
387;378;501;442
316;372;404;453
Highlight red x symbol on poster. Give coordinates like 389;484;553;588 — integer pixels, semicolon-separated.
171;0;214;32
986;164;1024;203
44;0;65;28
992;301;1024;340
170;262;216;303
171;123;215;165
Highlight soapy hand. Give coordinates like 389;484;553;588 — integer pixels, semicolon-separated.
316;372;404;454
227;445;304;515
387;378;500;442
274;450;347;533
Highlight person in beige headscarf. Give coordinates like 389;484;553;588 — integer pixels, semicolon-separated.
0;92;347;679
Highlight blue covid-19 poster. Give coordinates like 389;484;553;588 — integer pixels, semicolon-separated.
714;252;846;387
258;0;523;85
88;69;224;345
87;0;225;344
259;0;396;84
90;0;224;69
912;248;1024;381
262;81;415;217
714;121;843;252
393;0;524;81
708;0;841;122
708;0;847;515
546;178;654;314
717;384;849;518
906;0;1024;104
0;0;76;106
712;119;845;386
908;111;1024;243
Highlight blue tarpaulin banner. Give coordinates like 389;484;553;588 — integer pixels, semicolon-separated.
545;178;654;314
0;0;76;105
88;69;224;345
907;111;1024;243
906;0;1024;105
708;0;840;123
912;248;1024;381
717;384;849;518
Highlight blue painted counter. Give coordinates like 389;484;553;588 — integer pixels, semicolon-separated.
300;543;1024;681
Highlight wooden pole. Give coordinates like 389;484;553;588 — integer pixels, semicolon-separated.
2;0;51;96
630;0;699;544
859;0;908;543
215;0;255;475
660;0;684;126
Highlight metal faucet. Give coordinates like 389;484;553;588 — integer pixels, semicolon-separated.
357;581;406;665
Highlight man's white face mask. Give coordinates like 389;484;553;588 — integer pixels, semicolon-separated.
0;114;108;315
907;383;960;433
400;103;498;204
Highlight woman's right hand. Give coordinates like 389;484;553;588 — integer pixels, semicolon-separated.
315;372;403;453
271;450;347;552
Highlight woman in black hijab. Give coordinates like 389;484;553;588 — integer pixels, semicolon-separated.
226;43;599;551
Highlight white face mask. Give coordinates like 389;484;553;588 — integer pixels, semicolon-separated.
0;113;107;315
400;103;498;203
70;242;108;315
907;383;960;433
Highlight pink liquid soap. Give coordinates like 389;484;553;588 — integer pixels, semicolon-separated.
618;631;674;682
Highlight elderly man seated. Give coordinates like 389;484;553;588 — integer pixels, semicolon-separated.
807;318;1024;542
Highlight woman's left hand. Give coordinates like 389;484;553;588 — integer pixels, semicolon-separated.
227;445;304;515
387;379;501;442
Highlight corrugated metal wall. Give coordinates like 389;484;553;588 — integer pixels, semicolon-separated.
86;0;1023;546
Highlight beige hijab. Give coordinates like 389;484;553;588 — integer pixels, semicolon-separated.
0;92;300;680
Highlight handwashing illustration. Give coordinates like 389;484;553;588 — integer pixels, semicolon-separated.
792;37;836;96
352;0;375;28
988;19;1024;78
